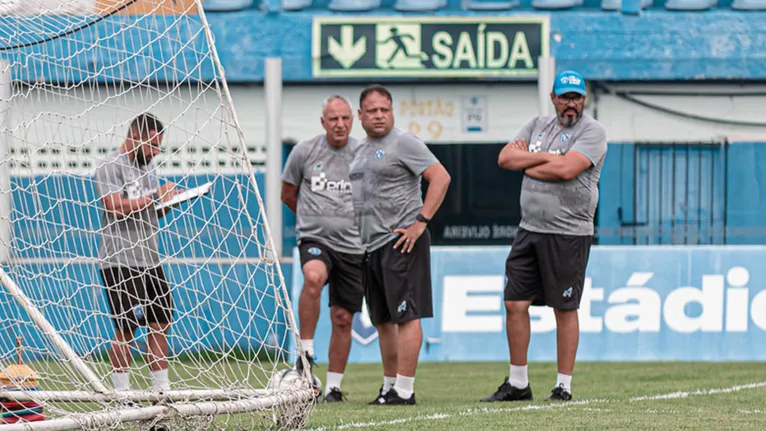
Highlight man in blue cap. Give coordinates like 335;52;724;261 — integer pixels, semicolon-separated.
481;71;607;403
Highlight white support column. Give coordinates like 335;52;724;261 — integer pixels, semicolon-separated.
538;56;556;117
0;60;11;264
265;58;283;259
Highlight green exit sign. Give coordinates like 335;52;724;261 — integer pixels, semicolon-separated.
312;16;550;79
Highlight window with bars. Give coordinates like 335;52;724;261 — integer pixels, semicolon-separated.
617;141;728;245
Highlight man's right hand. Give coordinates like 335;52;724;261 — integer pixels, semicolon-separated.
508;138;528;151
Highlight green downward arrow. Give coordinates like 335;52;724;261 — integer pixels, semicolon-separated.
328;25;366;69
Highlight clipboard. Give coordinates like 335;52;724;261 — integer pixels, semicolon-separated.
155;182;213;213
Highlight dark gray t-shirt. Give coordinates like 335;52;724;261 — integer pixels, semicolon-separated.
282;134;363;254
349;128;439;252
515;114;607;236
94;151;161;269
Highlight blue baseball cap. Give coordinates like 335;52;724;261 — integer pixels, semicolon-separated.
553;71;587;96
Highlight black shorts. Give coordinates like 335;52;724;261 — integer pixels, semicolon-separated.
362;229;433;325
298;239;364;313
99;266;174;334
504;228;593;310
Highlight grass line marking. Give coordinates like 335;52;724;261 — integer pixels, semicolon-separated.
307;381;766;430
630;381;766;402
305;399;607;431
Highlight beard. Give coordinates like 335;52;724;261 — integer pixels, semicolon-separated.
558;108;582;128
134;149;150;166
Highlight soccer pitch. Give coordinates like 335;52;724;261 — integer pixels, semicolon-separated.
304;361;766;430
8;358;766;429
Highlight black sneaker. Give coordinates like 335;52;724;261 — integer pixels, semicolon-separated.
323;387;345;403
545;385;572;401
480;378;533;402
383;388;416;405
294;352;315;375
368;386;387;405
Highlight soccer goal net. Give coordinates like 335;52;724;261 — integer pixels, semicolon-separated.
0;1;314;430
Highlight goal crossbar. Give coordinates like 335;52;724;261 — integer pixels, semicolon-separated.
0;388;287;403
0;390;316;431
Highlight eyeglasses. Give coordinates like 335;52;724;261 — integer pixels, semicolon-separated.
557;94;585;104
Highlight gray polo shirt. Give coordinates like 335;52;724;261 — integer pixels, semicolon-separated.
94;150;161;269
515;114;608;236
281;134;363;254
349;128;439;252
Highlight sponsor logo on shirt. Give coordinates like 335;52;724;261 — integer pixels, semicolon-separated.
311;172;352;193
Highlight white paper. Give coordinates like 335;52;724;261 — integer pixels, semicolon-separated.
155;182;213;213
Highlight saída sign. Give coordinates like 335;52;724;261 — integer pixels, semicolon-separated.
312;16;550;79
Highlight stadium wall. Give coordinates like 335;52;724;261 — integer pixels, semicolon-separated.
137;83;766;146
9;83;764;160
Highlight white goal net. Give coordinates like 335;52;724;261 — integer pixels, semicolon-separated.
0;1;314;430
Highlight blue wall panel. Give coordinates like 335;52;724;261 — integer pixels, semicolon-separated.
292;245;766;363
725;143;766;245
0;171;298;360
597;142;758;246
9;174;266;260
0;261;295;359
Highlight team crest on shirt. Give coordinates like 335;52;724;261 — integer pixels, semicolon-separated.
314;162;323;170
307;247;321;256
561;134;571;142
374;149;385;160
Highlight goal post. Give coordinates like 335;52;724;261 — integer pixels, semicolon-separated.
0;1;314;430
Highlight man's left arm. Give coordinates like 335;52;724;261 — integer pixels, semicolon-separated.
418;163;450;221
525;124;607;182
393;135;451;253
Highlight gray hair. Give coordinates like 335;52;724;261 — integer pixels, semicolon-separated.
322;95;353;116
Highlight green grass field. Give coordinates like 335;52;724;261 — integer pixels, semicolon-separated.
303;362;766;431
9;360;766;430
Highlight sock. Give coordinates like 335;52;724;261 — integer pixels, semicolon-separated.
381;375;396;395
300;339;314;357
325;372;343;395
556;373;572;393
393;374;415;399
150;368;170;392
509;364;529;388
111;371;130;391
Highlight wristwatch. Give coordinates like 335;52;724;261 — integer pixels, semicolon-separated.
415;213;430;224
